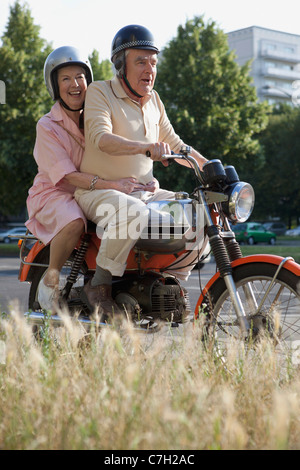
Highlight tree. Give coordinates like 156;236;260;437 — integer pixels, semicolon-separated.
0;1;52;217
89;50;113;81
253;105;300;226
154;17;269;193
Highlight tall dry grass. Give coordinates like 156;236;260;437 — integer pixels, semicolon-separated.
1;306;300;450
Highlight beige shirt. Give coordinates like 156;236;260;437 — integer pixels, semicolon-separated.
81;76;184;185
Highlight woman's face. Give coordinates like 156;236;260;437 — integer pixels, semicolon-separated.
57;65;87;109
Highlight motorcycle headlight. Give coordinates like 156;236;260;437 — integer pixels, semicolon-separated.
222;182;255;223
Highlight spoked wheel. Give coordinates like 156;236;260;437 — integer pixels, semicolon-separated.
203;262;300;354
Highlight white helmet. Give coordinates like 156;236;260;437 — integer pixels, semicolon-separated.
44;46;93;100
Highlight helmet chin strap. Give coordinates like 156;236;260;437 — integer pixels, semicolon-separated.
59;98;84;112
122;74;143;99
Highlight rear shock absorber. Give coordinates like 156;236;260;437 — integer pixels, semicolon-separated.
61;233;91;300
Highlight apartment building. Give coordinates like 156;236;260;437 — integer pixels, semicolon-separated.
227;26;300;105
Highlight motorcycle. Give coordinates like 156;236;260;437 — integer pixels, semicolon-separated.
18;147;300;347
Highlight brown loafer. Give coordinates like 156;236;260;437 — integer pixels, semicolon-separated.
81;280;123;323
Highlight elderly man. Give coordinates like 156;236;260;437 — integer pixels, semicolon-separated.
75;25;207;319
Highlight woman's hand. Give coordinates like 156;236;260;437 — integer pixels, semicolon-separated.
112;177;160;194
142;178;159;193
112;178;140;194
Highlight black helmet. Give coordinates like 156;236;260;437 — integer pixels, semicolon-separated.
111;25;159;62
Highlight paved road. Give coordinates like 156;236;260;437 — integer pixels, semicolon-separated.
0;256;216;315
0;257;30;313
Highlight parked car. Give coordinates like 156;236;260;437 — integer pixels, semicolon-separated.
232;222;276;245
286;225;300;236
263;221;287;236
0;226;27;244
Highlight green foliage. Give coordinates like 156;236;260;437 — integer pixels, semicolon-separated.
0;3;113;218
0;9;272;218
89;50;113;81
155;17;269;193
0;1;52;216
253;105;300;225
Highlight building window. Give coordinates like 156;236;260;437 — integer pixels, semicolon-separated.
283;46;295;54
265;61;293;71
265;80;276;87
266;44;276;52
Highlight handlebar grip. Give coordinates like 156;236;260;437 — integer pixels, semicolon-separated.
146;150;175;158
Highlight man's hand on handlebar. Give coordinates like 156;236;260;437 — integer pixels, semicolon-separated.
145;142;171;167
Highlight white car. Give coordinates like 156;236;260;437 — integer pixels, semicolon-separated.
0;226;28;243
286;226;300;236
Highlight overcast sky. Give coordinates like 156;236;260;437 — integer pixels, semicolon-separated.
1;0;299;60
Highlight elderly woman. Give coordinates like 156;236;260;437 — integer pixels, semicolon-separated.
26;46;155;310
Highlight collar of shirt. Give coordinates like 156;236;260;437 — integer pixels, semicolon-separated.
110;75;128;99
111;75;153;107
49;101;84;141
50;100;68;121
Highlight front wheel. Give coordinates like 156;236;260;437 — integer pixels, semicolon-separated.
201;262;300;348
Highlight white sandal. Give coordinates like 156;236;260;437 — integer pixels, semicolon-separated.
37;277;59;311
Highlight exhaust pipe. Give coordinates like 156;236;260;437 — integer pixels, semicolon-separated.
24;311;106;329
23;312;163;333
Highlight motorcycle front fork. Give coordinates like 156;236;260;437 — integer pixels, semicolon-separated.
199;191;253;336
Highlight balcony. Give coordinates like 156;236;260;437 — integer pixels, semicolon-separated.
261;84;300;106
262;86;291;99
261;48;299;64
263;66;300;81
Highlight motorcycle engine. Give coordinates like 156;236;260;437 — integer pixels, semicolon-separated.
113;274;191;323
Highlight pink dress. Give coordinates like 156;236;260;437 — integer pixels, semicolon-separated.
26;101;86;245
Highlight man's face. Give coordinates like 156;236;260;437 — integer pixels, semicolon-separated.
125;49;158;96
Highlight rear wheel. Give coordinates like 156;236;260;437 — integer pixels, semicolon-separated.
202;262;300;352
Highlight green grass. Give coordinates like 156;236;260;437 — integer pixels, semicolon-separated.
0;243;20;257
240;244;300;264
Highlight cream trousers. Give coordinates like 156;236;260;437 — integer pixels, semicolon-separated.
74;188;203;280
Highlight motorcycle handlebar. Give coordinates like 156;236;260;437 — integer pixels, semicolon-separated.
146;150;177;159
147;151;205;184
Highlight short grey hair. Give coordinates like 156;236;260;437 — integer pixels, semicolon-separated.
112;50;130;77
